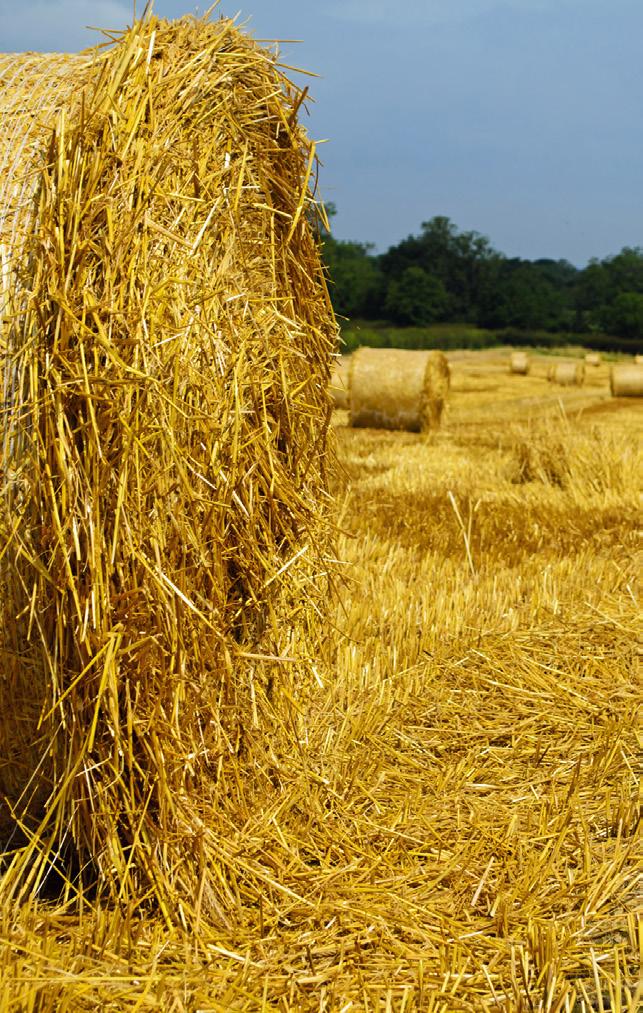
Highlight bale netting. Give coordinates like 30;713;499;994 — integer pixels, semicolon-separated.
349;347;450;432
549;361;585;387
610;364;643;397
330;355;351;409
509;351;529;375
0;14;337;926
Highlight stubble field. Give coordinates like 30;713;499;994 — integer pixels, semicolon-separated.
1;349;640;1011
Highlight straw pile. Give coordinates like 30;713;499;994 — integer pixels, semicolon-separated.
509;350;529;374
585;351;602;366
549;361;585;386
349;347;449;432
610;363;643;396
0;14;336;924
330;355;351;409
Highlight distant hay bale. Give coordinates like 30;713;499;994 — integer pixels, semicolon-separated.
610;364;643;397
510;351;529;375
349;347;449;432
549;361;585;386
330;356;351;409
585;352;602;366
0;14;337;924
634;354;643;365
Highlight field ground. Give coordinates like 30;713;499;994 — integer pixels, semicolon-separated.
1;349;641;1011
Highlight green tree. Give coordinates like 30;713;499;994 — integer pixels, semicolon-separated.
380;216;497;320
322;236;384;318
599;292;643;338
384;266;449;325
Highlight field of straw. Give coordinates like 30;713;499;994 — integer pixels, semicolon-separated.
0;346;640;1010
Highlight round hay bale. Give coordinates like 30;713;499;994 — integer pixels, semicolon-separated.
610;364;643;397
510;351;530;375
0;15;337;924
634;354;643;365
349;347;449;432
549;361;585;386
585;352;602;366
330;355;351;409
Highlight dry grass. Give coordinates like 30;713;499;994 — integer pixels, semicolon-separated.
0;349;640;1009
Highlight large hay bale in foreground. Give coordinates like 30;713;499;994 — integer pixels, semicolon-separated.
509;351;529;375
548;361;585;387
330;355;351;408
349;347;449;432
610;364;643;396
0;14;336;924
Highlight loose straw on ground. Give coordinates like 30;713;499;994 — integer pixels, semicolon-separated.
349;347;450;432
0;13;337;928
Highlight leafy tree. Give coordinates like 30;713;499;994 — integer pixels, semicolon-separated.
599;292;643;338
575;247;643;334
322;236;384;318
380;216;497;320
384;266;449;325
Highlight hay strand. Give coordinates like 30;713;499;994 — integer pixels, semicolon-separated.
330;355;351;409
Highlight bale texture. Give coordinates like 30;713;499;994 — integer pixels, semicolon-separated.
585;352;601;366
0;15;337;924
610;364;643;397
330;355;351;409
510;351;529;375
349;347;449;432
549;361;585;387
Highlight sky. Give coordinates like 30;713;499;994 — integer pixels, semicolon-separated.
1;0;641;266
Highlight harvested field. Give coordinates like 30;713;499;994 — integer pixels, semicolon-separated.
0;344;640;1010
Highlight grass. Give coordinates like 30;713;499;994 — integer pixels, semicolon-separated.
0;348;640;1010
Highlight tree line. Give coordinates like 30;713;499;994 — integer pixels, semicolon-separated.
321;211;643;350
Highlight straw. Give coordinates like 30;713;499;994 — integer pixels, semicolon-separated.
610;364;643;397
349;347;450;432
0;12;337;926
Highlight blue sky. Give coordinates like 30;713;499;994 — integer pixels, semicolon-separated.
1;1;641;265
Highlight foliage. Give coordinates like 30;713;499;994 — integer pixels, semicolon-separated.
321;210;643;350
383;265;449;325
